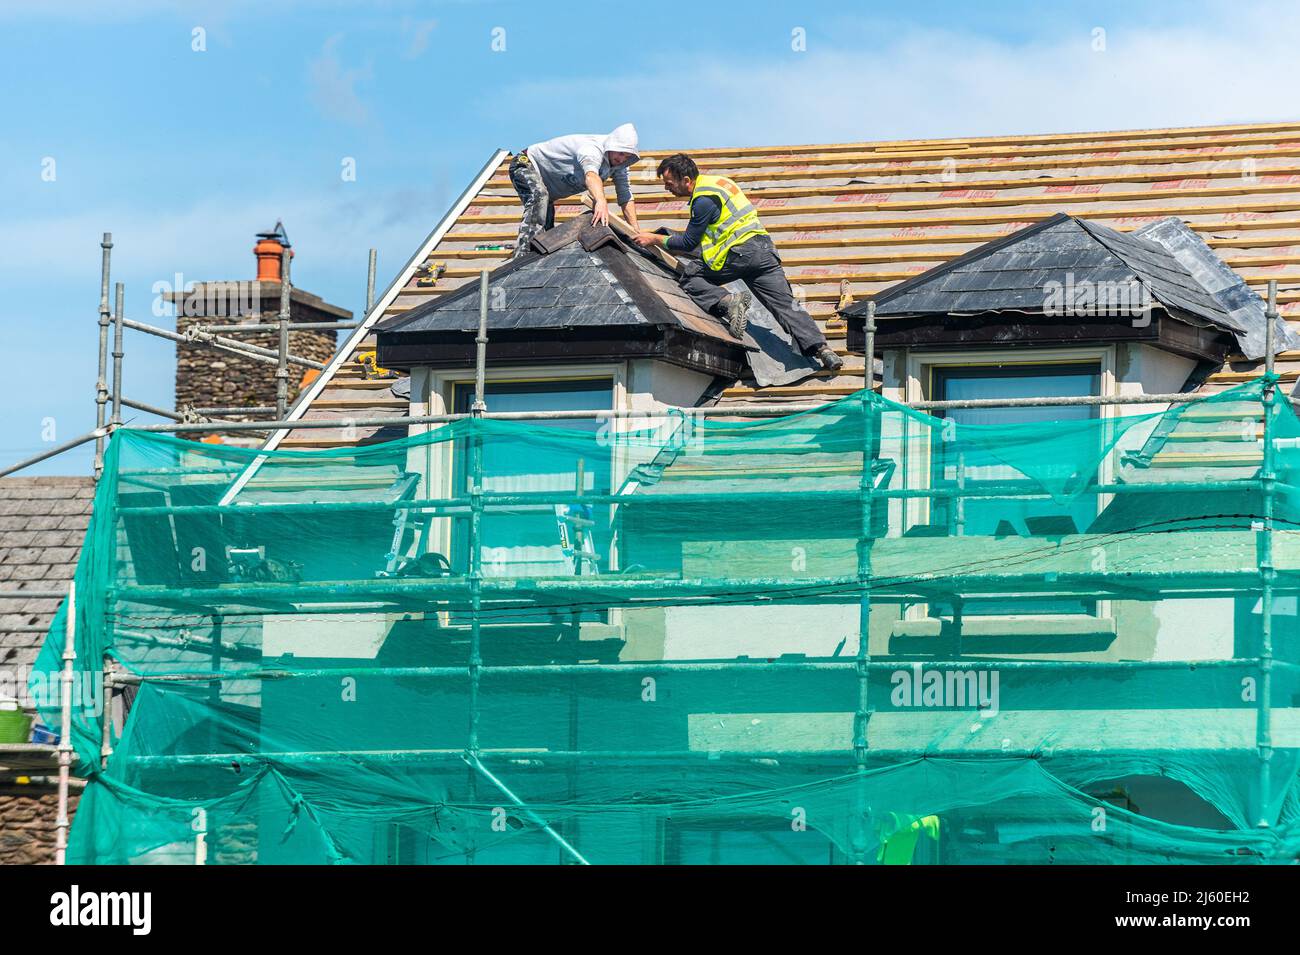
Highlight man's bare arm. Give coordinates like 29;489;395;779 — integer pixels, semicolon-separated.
621;199;639;230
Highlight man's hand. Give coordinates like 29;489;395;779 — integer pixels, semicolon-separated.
633;231;664;248
585;170;609;226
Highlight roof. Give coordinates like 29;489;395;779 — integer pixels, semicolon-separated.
260;121;1300;449
0;477;94;677
852;213;1231;318
377;214;741;348
844;213;1296;360
375;215;749;381
1136;216;1296;361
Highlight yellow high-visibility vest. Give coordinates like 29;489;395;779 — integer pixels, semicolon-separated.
690;174;768;270
878;813;941;865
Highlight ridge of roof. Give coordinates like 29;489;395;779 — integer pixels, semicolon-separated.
0;476;94;488
268;120;1300;447
253;149;507;448
636;121;1300;158
1076;217;1233;320
219;148;509;498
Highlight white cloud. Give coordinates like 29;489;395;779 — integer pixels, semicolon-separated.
494;5;1300;149
401;17;438;59
308;33;374;127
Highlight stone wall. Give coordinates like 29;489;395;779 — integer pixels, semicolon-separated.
0;784;78;865
175;312;337;428
0;786;261;865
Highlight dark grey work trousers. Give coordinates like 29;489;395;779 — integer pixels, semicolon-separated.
509;152;554;260
676;234;827;354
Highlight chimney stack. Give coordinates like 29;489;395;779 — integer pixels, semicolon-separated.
168;222;351;444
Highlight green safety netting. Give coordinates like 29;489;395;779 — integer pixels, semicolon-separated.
31;377;1300;864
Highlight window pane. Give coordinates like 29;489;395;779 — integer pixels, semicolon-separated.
453;378;614;420
931;364;1099;615
668;823;840;864
452;379;614;584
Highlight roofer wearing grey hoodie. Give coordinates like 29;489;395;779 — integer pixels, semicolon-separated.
509;123;642;259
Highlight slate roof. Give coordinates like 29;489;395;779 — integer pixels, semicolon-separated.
245;121;1300;449
0;477;94;679
385;243;644;334
846;214;1293;360
835;211;1296;485
377;214;739;348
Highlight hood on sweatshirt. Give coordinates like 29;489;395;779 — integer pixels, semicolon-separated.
602;123;640;164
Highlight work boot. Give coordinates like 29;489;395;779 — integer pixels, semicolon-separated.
725;290;752;340
813;345;844;372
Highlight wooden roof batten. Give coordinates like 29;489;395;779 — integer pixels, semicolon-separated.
266;121;1300;450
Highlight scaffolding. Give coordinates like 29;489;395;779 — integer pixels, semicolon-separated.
6;240;1300;863
3;232;367;861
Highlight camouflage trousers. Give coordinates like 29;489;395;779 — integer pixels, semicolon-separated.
509;153;554;259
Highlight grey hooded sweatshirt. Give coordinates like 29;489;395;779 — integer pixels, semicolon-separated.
524;123;640;206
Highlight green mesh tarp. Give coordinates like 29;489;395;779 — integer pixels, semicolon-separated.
32;378;1300;863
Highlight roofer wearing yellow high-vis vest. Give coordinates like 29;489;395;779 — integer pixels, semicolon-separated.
633;153;843;371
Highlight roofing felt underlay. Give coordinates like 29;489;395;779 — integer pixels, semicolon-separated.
263;121;1300;449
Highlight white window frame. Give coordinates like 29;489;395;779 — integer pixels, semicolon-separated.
412;363;627;566
895;346;1118;627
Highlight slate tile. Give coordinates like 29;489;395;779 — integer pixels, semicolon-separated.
36;547;77;565
6;564;50;582
504;287;563;309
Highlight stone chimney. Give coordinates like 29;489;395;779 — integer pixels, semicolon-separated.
168;222;351;442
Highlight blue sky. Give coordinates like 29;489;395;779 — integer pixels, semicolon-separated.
2;0;1297;473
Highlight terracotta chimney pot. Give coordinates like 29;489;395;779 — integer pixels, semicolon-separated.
254;237;293;283
253;221;293;282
